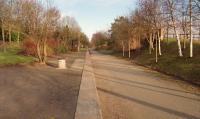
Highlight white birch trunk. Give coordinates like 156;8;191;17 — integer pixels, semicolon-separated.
167;0;183;57
158;31;162;56
9;26;11;43
156;34;158;63
183;30;186;49
189;0;193;58
1;22;6;52
122;41;125;57
174;28;183;57
128;40;131;58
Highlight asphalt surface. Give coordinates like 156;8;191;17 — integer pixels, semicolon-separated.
91;51;200;119
0;52;85;119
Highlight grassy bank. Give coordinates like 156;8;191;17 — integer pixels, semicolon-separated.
99;39;200;86
0;48;34;66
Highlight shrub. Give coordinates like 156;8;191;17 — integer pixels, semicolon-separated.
56;45;68;54
22;39;37;56
47;39;60;50
47;39;68;54
46;45;55;56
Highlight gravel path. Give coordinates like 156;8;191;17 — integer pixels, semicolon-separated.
0;52;85;119
91;51;200;119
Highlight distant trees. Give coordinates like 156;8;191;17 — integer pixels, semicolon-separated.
60;16;88;51
0;0;89;64
91;31;110;49
110;16;130;56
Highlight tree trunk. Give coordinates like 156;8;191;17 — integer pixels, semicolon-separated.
174;27;183;57
149;34;153;54
122;41;125;57
199;28;200;39
149;37;151;54
156;33;158;63
151;39;154;50
128;39;131;58
152;33;155;50
9;26;11;43
43;40;47;64
1;24;6;52
167;27;169;44
37;40;42;63
77;39;80;52
158;31;162;56
167;0;183;57
183;30;186;49
17;31;20;44
189;0;193;58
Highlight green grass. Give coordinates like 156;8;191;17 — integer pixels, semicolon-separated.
80;48;88;52
133;39;200;85
0;48;34;66
100;39;200;85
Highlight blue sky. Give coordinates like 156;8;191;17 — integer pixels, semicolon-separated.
54;0;137;39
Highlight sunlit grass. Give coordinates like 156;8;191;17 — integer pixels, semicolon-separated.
0;47;34;66
134;40;200;85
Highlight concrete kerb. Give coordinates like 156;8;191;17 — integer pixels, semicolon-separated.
75;52;103;119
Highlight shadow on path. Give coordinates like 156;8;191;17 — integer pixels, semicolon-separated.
97;87;200;119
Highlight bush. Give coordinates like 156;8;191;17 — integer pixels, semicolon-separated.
47;39;60;50
22;39;37;56
22;38;68;57
46;45;55;56
56;45;68;54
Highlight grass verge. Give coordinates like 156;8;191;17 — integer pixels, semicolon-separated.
0;48;34;66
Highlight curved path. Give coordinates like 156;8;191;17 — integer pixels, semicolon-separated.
91;51;200;119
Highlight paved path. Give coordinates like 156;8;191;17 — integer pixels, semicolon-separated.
0;52;85;119
75;52;102;119
91;51;200;119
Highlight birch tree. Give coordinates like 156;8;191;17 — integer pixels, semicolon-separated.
189;0;193;57
0;0;7;52
165;0;183;57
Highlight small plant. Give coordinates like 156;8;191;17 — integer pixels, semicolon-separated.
56;45;68;54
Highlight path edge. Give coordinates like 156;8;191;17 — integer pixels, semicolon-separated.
75;51;103;119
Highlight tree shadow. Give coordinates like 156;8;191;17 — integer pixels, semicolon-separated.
95;74;200;101
97;87;200;119
95;73;200;96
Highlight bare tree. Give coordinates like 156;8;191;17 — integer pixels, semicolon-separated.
189;0;193;57
110;16;129;56
0;0;7;52
165;0;183;57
